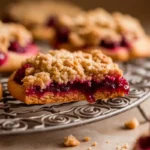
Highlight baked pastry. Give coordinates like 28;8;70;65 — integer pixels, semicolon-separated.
0;22;39;72
49;8;150;61
8;49;129;104
4;0;83;41
0;83;2;100
133;134;150;150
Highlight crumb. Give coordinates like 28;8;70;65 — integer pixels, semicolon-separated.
116;143;129;150
84;136;91;142
124;118;139;129
92;142;97;146
64;135;80;147
106;141;109;143
88;147;92;150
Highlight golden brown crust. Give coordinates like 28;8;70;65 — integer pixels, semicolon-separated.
8;73;125;104
31;26;56;41
0;45;39;72
0;83;2;100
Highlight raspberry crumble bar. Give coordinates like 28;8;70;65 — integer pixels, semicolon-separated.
49;8;150;61
0;22;39;72
4;0;83;41
8;49;129;104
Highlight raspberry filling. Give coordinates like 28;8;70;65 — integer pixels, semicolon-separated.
14;64;32;84
136;135;150;150
27;76;129;103
0;51;8;66
8;41;32;53
14;64;129;103
46;16;70;43
46;16;132;50
100;37;130;50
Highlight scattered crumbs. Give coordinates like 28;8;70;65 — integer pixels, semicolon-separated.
106;141;109;143
64;135;80;147
92;142;97;147
84;136;91;142
125;118;139;129
116;143;129;150
87;147;92;150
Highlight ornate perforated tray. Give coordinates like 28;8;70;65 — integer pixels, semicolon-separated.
0;58;150;135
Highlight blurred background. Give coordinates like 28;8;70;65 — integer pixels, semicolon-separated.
0;0;150;33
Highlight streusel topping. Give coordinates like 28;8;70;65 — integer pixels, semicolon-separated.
21;49;122;89
56;8;147;48
7;0;84;27
0;22;32;52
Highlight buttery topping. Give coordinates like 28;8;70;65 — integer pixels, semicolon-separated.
21;49;122;89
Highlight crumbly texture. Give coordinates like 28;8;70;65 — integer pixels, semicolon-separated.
51;8;150;61
0;22;39;72
6;0;83;27
124;118;139;129
84;136;91;142
64;135;80;147
6;0;84;40
92;142;97;147
21;49;122;89
116;143;129;150
88;147;92;150
0;21;32;52
0;83;2;100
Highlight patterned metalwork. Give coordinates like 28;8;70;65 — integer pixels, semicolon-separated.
0;58;150;135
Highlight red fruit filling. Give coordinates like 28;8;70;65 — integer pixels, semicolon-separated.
100;37;130;50
26;75;129;103
14;64;32;84
14;64;129;103
46;16;70;43
0;51;8;66
136;135;150;150
46;16;58;27
8;41;32;53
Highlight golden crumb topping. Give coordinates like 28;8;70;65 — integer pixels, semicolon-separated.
83;136;91;142
21;49;122;89
7;0;84;27
0;22;32;52
56;8;147;48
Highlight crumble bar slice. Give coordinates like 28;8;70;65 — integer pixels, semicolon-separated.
8;49;129;104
